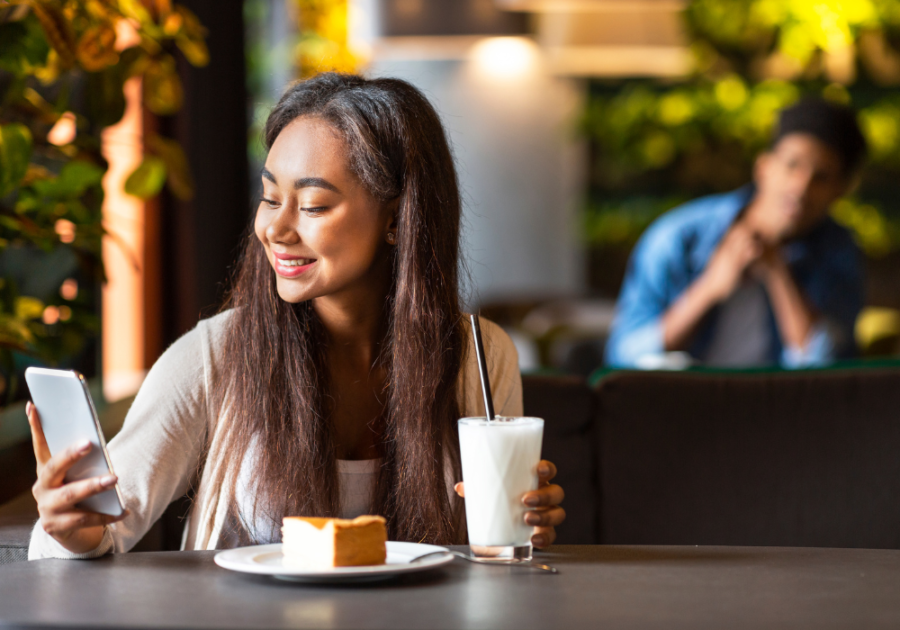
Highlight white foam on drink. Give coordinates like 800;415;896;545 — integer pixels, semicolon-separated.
458;417;544;547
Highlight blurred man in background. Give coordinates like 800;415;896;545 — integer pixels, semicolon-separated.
606;98;867;369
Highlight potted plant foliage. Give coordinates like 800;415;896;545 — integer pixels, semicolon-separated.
0;0;207;402
581;0;900;298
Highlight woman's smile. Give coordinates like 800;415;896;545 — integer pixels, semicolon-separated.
272;251;317;277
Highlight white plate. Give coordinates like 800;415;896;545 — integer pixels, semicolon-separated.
214;541;454;583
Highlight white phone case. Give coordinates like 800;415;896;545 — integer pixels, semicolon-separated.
24;367;125;517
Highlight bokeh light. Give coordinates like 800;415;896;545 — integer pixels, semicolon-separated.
471;37;540;80
47;112;76;146
42;306;60;325
60;278;78;301
54;219;76;244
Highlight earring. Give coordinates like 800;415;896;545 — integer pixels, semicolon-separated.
386;232;396;245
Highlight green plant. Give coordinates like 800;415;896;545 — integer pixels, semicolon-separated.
295;0;358;78
581;1;900;260
244;0;359;170
582;196;687;248
0;0;207;399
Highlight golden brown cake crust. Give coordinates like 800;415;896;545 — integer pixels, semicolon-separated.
281;515;387;568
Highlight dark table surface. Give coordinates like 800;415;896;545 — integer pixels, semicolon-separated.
2;545;900;629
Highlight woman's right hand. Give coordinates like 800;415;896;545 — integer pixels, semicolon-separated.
28;401;127;554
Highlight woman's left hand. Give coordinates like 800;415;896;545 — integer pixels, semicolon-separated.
454;459;566;549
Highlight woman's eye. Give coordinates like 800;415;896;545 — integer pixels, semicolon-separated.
302;207;327;216
260;198;280;209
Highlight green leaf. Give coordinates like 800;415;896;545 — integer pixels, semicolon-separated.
118;0;154;26
85;66;127;129
0;15;51;75
148;135;194;200
116;46;145;79
0;313;34;350
124;156;167;199
0;123;32;198
144;57;183;115
14;296;44;320
0;214;29;236
32;161;104;200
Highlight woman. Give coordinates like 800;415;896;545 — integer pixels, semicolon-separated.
27;73;565;558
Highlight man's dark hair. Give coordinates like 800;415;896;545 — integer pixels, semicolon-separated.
774;98;868;175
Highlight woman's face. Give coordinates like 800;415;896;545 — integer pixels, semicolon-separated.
255;116;396;304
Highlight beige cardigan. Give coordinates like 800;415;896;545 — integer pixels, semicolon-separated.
29;311;522;559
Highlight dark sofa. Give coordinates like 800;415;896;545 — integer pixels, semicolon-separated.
595;368;900;548
531;366;900;548
3;366;900;562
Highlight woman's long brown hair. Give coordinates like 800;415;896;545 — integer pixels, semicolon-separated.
213;73;464;544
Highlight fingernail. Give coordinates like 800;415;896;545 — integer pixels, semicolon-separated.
523;496;539;507
532;535;546;548
100;475;117;487
26;401;32;415
77;440;92;453
525;512;541;526
538;463;550;476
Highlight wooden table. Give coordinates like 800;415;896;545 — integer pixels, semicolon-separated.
2;545;899;629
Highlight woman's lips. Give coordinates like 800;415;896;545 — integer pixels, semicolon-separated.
273;256;316;278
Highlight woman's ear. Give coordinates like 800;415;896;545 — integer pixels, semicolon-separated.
384;197;400;245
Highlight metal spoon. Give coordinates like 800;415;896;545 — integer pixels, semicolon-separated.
412;550;559;574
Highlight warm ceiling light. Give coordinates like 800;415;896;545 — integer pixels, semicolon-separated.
470;37;540;79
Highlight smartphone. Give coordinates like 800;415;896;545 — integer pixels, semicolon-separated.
24;367;125;517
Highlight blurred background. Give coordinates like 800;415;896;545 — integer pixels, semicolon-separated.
3;0;900;415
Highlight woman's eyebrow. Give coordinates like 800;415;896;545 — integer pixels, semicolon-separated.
294;177;340;193
260;168;340;193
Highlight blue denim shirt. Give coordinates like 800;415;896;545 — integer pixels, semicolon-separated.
604;187;864;368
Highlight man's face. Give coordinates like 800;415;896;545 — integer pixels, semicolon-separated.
753;133;850;240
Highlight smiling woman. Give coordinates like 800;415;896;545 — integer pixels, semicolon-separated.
26;73;566;559
255;118;396;306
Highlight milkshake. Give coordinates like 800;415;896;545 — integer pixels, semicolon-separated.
458;416;544;561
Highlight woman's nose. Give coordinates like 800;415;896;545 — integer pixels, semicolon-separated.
266;205;300;244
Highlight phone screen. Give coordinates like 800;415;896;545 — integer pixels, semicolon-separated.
25;367;125;516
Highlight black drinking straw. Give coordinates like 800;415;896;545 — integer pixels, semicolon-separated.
470;314;495;421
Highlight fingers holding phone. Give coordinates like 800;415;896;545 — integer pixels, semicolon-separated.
27;401;51;474
27;399;127;553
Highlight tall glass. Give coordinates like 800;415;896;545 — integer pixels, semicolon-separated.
458;416;544;562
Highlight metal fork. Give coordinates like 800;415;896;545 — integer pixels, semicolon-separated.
411;550;559;574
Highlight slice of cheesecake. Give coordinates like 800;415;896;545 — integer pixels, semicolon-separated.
281;515;387;569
